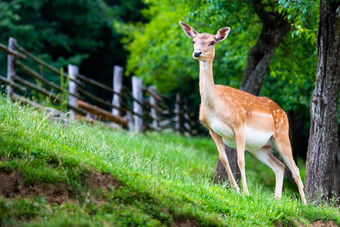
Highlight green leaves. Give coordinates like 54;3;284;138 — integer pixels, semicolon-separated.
0;0;147;88
121;1;257;93
276;0;319;42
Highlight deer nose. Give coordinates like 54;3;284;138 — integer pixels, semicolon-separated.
194;51;202;57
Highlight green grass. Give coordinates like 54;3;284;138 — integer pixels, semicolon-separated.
0;95;339;226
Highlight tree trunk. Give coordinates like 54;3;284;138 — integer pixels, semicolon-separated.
214;0;290;183
335;147;340;197
214;145;239;183
305;0;340;203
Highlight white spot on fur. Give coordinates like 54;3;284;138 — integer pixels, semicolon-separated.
253;112;273;118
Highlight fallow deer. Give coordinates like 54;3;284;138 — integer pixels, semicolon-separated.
179;21;306;204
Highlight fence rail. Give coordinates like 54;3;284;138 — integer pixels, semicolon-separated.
0;37;199;136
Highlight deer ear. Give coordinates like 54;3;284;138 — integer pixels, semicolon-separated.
215;27;230;43
179;21;198;39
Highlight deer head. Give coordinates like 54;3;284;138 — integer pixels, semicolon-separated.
179;21;230;62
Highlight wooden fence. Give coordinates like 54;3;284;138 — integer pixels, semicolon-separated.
0;37;199;136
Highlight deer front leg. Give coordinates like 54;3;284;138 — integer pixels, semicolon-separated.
209;130;241;192
235;128;249;195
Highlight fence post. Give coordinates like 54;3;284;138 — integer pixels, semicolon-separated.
126;111;134;130
149;86;159;130
175;94;183;133
68;64;79;119
184;112;191;136
7;37;17;100
132;76;143;132
182;102;194;136
112;65;123;116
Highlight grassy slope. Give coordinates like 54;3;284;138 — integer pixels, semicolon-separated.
0;96;339;226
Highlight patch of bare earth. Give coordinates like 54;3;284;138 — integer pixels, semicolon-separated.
311;221;338;227
84;171;120;205
275;220;338;227
0;169;68;204
172;219;198;227
86;171;120;192
0;169;120;204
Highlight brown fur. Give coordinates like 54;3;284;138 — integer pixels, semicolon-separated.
179;21;307;204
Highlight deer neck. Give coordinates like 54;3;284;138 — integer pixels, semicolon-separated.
199;60;217;107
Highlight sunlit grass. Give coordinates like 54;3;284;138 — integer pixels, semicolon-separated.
0;96;339;226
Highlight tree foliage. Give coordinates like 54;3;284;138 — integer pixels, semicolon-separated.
0;0;146;85
121;1;260;94
270;0;319;111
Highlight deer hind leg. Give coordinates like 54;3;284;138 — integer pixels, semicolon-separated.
209;130;241;192
273;135;307;205
249;148;285;199
235;128;249;195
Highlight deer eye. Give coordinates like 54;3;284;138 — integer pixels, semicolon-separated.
192;40;195;44
209;41;215;46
